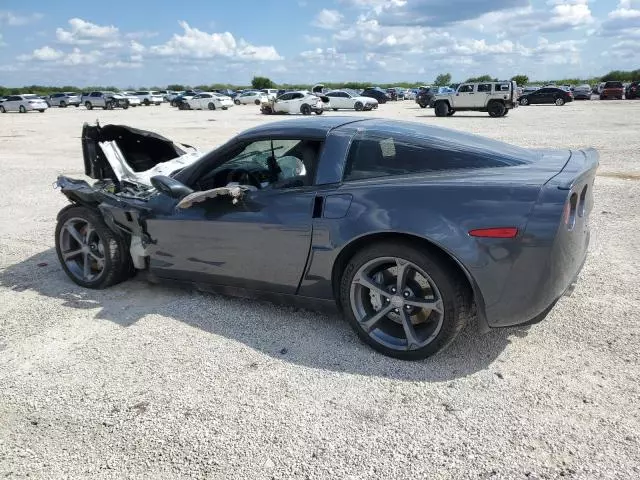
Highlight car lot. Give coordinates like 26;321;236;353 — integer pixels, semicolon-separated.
1;101;639;478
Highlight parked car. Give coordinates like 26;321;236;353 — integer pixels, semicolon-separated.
118;92;141;107
0;94;48;113
48;92;81;108
81;91;130;110
260;91;328;115
186;92;234;110
235;91;267;105
433;81;519;117
625;81;640;99
572;84;592;100
361;87;390;104
519;87;573;106
215;89;237;99
325;90;378;111
386;88;398;101
600;81;624;100
415;86;434;108
135;91;164;106
54;117;598;360
171;91;198;108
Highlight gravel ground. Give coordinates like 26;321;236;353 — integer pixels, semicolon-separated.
0;100;638;479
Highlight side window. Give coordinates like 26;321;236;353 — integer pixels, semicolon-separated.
278;93;292;101
343;131;506;181
458;84;474;93
292;93;304;100
495;84;509;92
477;84;491;92
196;139;322;191
90;92;101;97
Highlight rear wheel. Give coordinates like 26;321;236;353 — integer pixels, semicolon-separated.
85;101;93;110
208;102;216;110
55;205;131;289
59;100;66;108
555;98;565;106
339;241;471;360
488;102;506;117
0;106;5;113
19;105;26;113
434;101;449;117
300;104;312;115
354;101;364;111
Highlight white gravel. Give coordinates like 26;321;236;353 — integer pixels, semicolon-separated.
0;101;639;479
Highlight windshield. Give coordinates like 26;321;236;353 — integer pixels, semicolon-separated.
23;94;38;98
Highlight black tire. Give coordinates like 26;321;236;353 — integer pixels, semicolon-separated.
502;109;509;116
301;104;312;115
208;102;216;110
315;110;323;115
555;98;565;106
39;109;45;113
519;97;529;106
85;101;93;110
104;101;113;110
333;108;339;111
19;105;26;113
122;103;129;110
488;102;506;117
59;101;66;108
254;99;261;106
354;101;364;111
261;105;273;115
0;106;5;113
434;101;449;117
419;102;427;108
55;205;131;289
447;110;455;116
144;99;150;106
339;241;471;360
234;99;241;105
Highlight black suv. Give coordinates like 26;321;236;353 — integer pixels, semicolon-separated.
625;81;640;100
416;86;436;108
361;87;389;104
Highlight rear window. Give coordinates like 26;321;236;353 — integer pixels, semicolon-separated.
604;82;623;88
343;126;534;182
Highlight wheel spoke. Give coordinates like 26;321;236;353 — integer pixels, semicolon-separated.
66;224;84;245
353;274;388;298
360;304;394;332
395;259;410;292
400;310;420;350
84;225;94;244
63;248;83;260
404;297;444;314
82;253;91;279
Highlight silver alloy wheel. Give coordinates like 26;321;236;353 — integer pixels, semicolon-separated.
59;217;106;282
520;97;529;105
349;256;445;351
556;98;564;106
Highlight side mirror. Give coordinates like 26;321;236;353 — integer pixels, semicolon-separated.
150;175;194;199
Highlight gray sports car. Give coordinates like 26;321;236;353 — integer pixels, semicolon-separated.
54;118;598;359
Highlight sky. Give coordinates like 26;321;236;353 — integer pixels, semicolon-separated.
0;0;638;87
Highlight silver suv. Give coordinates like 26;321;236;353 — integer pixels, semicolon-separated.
48;92;81;108
432;81;518;117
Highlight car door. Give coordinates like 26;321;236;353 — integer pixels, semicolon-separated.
145;138;322;294
338;92;351;109
5;96;19;111
454;84;476;108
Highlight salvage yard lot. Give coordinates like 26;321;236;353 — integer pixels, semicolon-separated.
1;101;639;479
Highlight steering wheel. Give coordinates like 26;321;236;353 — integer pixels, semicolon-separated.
226;168;262;189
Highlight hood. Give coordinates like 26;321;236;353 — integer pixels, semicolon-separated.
82;123;203;186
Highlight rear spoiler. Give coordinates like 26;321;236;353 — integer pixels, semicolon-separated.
554;148;599;191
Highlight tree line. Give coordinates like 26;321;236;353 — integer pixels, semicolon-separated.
2;69;638;97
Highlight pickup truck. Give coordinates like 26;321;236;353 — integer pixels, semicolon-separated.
600;81;624;100
432;81;518;117
81;91;130;110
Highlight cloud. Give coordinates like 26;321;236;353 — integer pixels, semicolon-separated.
600;0;640;38
148;21;282;61
314;9;344;29
0;11;42;26
56;18;119;45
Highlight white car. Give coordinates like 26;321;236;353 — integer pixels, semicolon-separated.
135;91;164;106
325;90;378;111
261;89;279;100
0;94;48;113
186;92;234;111
234;91;267;105
120;92;142;107
261;91;328;115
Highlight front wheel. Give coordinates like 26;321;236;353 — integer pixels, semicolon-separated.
254;99;261;106
434;101;449;117
55;205;131;289
354;101;364;111
339;241;471;360
0;106;5;113
519;97;529;106
85;101;93;110
300;104;312;115
19;105;26;113
555;98;565;106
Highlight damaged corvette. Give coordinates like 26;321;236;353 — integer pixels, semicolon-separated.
55;118;598;359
